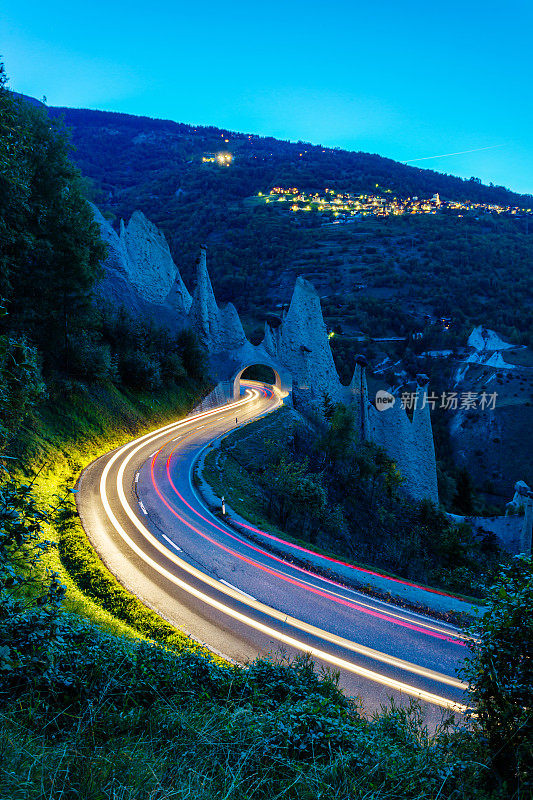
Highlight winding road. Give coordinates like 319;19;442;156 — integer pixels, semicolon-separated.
76;381;470;719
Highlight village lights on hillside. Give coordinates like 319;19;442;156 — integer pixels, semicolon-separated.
216;152;233;166
259;186;531;221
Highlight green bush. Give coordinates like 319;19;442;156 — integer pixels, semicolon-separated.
119;350;162;390
0;476;67;700
68;331;114;382
0;334;45;450
160;351;187;384
462;556;533;795
178;329;207;380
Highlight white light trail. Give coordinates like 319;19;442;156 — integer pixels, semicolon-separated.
95;390;467;712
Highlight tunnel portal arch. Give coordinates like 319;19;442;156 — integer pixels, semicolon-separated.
232;362;292;399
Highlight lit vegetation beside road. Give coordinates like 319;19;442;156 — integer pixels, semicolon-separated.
12;381;209;642
2;401;531;798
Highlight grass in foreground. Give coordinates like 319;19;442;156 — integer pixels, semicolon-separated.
0;618;497;800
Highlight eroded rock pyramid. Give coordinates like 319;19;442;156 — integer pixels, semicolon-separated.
90;204;191;315
188;246;247;352
264;276;343;408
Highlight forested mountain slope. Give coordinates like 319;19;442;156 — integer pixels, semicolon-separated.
47;105;533;345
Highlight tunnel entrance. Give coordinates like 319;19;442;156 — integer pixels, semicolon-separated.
231;361;292;400
240;364;277;384
233;363;284;398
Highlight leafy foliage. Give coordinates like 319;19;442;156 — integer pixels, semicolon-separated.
0;332;45;450
0;475;66;699
0;67;105;373
462;556;533;795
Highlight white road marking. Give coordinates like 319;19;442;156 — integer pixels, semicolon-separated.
138;501;148;515
220;579;257;601
162;533;182;553
135;473;139;483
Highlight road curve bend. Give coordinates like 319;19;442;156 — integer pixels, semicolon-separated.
76;381;470;718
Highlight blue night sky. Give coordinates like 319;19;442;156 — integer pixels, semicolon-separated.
2;0;532;195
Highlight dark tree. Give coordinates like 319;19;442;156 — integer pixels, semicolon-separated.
454;467;476;514
0;64;105;374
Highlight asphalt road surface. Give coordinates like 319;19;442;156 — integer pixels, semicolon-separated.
76;381;470;722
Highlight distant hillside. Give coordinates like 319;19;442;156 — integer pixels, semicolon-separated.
46;104;533;348
11;92;47;109
48;105;531;207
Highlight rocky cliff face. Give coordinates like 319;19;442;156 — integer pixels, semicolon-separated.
91;205;191;315
348;362;370;439
188;247;247;352
262;283;438;501
266;276;343;409
90;203;125;276
346;365;438;503
90;203;143;313
119;211;191;308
